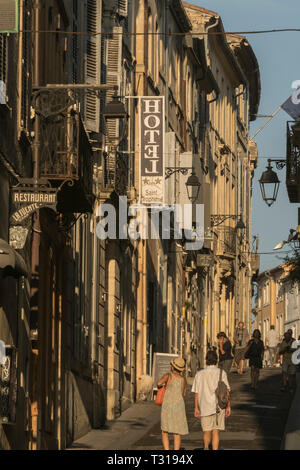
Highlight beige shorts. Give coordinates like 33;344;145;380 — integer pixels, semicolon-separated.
201;409;225;432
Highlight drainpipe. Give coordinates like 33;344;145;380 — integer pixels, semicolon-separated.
32;0;41;450
165;0;169;131
33;0;40;183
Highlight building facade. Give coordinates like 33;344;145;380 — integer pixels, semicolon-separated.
0;0;261;449
254;264;300;342
254;266;286;343
184;2;260;355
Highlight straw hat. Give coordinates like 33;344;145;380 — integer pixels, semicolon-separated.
171;357;185;371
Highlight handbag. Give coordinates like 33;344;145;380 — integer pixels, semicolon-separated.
244;340;254;359
155;373;170;406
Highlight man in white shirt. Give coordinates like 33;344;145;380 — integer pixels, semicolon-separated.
265;325;280;367
192;350;231;450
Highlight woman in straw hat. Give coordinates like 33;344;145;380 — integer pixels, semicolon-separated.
157;357;189;450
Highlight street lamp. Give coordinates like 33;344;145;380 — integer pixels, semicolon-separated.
102;93;128;146
259;160;282;207
185;171;201;203
165;167;201;203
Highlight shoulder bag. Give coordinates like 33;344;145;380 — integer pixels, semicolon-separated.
155;373;171;406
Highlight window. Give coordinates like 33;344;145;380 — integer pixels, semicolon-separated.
257;289;261;309
0;33;7;103
147;9;153;76
263;282;270;305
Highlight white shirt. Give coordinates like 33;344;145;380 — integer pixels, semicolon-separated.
192;365;230;417
266;329;280;348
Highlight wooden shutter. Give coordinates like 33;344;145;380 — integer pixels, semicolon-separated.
85;0;101;133
0;33;7;93
21;0;32;129
117;0;128;17
105;26;122;142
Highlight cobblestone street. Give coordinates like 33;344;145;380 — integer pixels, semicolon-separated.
132;368;294;451
70;367;296;451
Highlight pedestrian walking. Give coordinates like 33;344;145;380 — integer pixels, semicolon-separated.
265;325;280;367
244;329;264;389
278;331;297;392
192;350;231;451
157;357;188;450
217;332;233;375
233;321;250;374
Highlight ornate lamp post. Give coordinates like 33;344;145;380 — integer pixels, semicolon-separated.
185;171;201;203
165;166;201;203
259;159;283;207
102;93;128;147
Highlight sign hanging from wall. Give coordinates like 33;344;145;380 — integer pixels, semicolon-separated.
10;186;58;224
139;96;165;206
152;352;179;390
0;0;19;33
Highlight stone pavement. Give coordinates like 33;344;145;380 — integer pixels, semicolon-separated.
69;368;299;451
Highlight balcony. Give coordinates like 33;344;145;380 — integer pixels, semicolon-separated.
39;111;94;213
250;253;260;274
286;121;300;203
214;226;236;258
102;150;129;197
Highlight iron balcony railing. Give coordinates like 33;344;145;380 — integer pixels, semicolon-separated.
39;111;94;212
214;226;236;258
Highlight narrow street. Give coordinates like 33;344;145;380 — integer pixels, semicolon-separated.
70;367;295;451
133;368;293;451
2;0;300;452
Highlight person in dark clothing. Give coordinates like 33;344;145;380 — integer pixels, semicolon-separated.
245;329;264;389
217;332;233;375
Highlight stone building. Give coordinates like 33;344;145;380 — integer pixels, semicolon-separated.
254;266;286;342
183;2;260;356
0;0;261;449
254;264;300;342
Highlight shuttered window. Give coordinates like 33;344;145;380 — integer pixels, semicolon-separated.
84;0;101;133
105;26;122;142
72;0;79;84
117;0;128;17
20;0;32;129
0;33;7;103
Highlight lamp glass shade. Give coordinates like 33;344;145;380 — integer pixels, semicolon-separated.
185;172;201;203
102;95;127;120
259;165;280;207
102;95;128;144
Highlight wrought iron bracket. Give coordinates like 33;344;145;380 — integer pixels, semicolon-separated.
210;214;242;227
165;167;194;179
32;84;118;119
267;158;286;170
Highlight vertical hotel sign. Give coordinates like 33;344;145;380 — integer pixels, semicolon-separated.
140;97;165;206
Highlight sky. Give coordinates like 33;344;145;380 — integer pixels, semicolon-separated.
191;0;300;272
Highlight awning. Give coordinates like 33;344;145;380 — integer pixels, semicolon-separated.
0;239;28;277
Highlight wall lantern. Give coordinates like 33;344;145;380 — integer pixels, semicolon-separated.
185;171;201;203
259;161;281;207
102;93;128;146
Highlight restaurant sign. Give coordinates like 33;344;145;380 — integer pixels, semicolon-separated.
139;96;165;206
10;187;57;223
